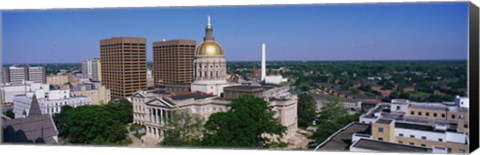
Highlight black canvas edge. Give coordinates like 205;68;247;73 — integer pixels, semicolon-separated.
468;1;479;153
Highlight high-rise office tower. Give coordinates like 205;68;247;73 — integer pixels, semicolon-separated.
2;66;46;85
100;37;147;99
81;58;102;81
153;40;196;86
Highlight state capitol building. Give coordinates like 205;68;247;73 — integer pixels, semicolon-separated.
131;17;300;147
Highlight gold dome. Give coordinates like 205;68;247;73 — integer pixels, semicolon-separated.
195;40;224;56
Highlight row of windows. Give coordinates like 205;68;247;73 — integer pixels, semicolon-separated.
194;106;227;113
410;111;446;118
397;141;463;153
398;133;443;142
410;110;465;119
101;43;146;47
153;45;194;47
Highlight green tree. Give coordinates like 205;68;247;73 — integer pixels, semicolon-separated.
297;94;316;128
312;95;357;143
4;109;15;119
105;99;133;124
201;95;286;148
53;105;74;137
61;105;128;145
161;109;204;146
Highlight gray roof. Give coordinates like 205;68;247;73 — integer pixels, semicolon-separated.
352;138;431;152
170;92;212;100
28;95;42;116
375;119;393;125
2;114;58;144
317;122;371;151
223;86;263;91
2;95;58;144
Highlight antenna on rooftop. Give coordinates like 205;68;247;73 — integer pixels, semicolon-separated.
53;42;58;74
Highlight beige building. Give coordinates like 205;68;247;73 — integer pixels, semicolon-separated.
46;75;69;86
71;82;111;105
353;97;470;153
100;37;148;99
153;40;196;86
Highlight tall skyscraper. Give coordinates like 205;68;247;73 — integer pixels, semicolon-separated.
82;58;102;81
191;16;229;96
153;40;196;86
2;66;46;85
261;43;266;81
100;37;147;99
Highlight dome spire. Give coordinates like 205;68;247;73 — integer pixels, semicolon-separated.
204;15;215;41
207;15;211;28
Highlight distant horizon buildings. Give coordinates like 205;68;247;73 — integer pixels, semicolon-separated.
2;65;46;85
153;40;196;86
100;37;148;99
81;58;102;82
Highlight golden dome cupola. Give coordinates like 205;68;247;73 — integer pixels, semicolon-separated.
195;16;224;56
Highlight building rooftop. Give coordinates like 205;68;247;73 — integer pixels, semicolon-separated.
375;119;393;125
316;122;371;151
170;92;213;100
223;86;263;92
2;95;58;144
164;83;191;87
352;138;432;153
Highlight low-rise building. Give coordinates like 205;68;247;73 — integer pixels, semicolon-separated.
316;96;469;154
0;81;50;104
13;90;91;118
71;82;111;105
46;75;69;86
264;75;288;85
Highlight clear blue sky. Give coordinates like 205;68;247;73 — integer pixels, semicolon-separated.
2;2;469;64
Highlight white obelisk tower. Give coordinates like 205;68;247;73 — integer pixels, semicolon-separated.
261;42;266;81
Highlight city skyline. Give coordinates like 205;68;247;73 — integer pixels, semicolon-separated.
3;2;469;64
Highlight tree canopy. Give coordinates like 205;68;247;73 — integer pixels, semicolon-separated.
53;100;133;145
161;109;204;147
297;94;316;128
4;109;15;119
201;95;286;148
312;95;358;143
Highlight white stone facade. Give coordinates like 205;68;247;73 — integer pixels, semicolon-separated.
131;91;229;142
191;56;229;96
13;93;91;118
0;81;50;103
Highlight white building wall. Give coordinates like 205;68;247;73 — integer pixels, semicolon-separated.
13;95;91;118
445;132;467;144
1;82;50;103
264;75;287;84
47;90;70;100
395;128;446;142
